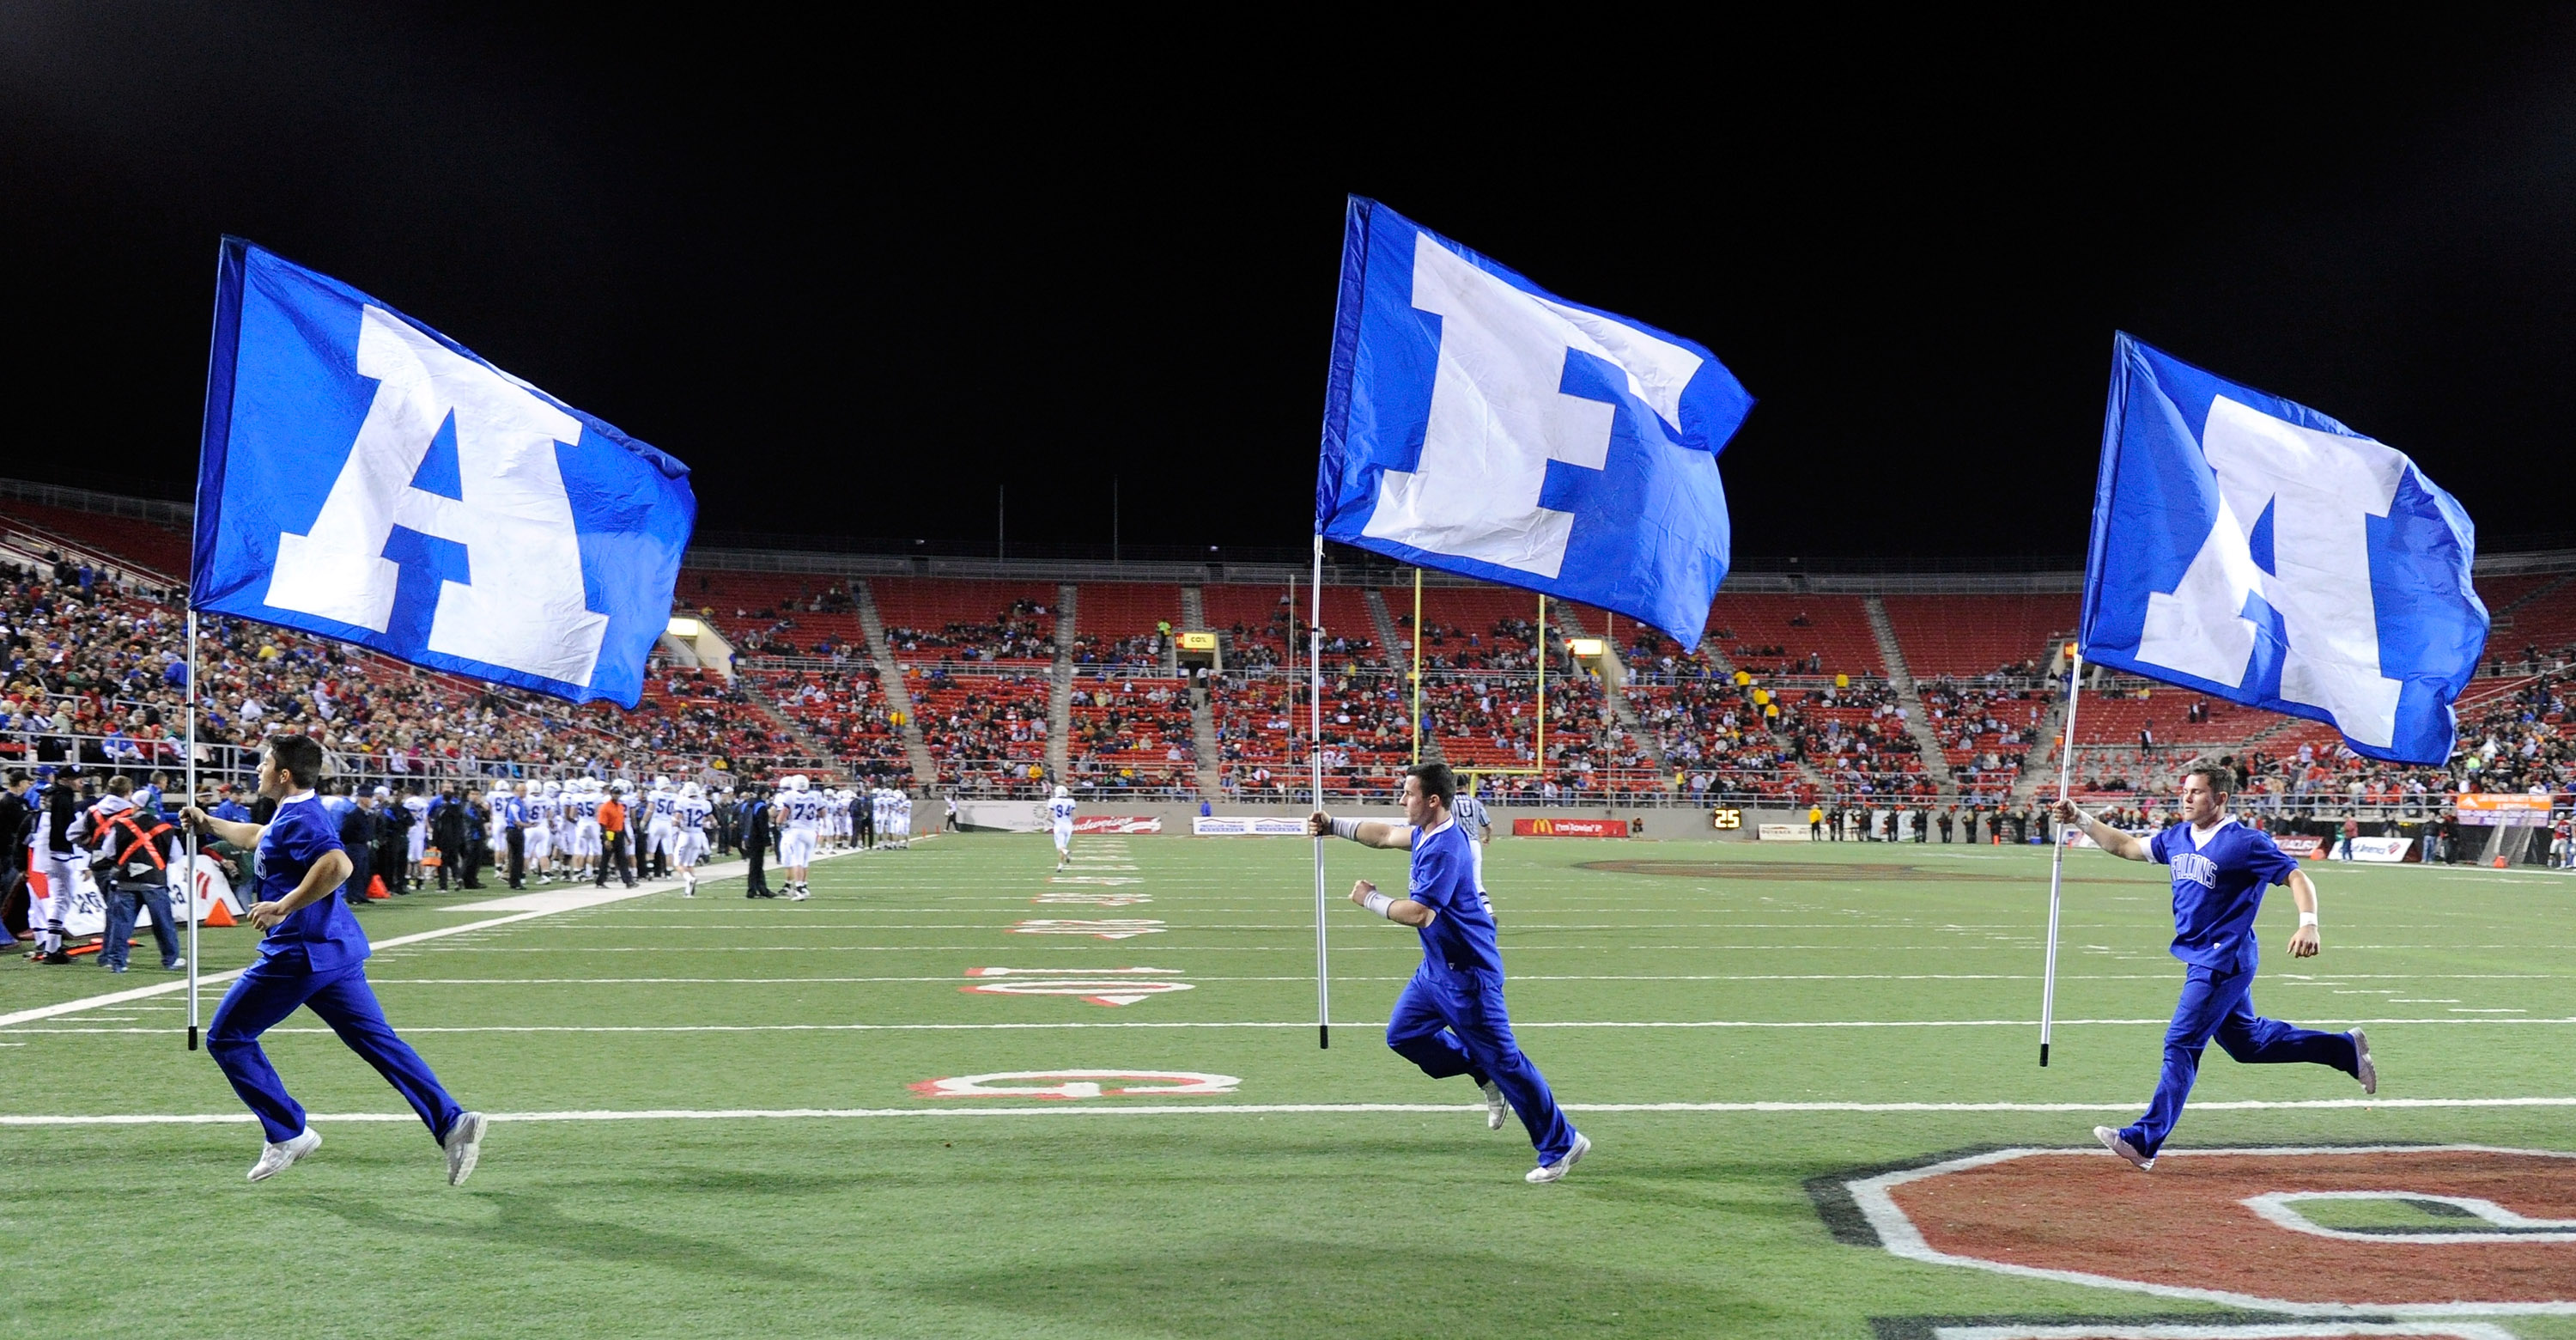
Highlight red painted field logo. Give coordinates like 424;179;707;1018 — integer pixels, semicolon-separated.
1512;818;1629;838
908;1069;1240;1099
1839;1144;2576;1316
961;966;1194;1007
1008;919;1164;939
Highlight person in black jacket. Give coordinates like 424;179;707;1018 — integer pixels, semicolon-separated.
28;765;87;962
428;784;469;890
459;795;489;889
741;789;775;898
338;788;382;907
370;786;409;894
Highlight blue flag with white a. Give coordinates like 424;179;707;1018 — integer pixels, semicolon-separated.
1313;198;1752;650
2081;333;2487;764
192;237;695;709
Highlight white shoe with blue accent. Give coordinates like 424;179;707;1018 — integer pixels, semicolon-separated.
1526;1131;1590;1184
2351;1029;2376;1095
247;1128;322;1182
2094;1125;2154;1172
444;1112;488;1186
1480;1081;1510;1131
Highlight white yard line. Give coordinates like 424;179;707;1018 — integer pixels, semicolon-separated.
7;1095;2575;1128
0;849;862;1031
15;1014;2576;1036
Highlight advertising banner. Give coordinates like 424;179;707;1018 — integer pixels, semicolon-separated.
1511;818;1629;838
1755;824;1810;842
1072;816;1163;835
2275;835;2326;859
1193;816;1309;837
2456;793;2553;827
2347;837;2415;863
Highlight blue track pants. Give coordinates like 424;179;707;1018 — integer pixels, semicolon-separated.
2122;961;2357;1156
1385;964;1577;1166
209;955;465;1146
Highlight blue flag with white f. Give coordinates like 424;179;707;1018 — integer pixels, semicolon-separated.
1313;198;1752;650
192;237;696;709
2081;333;2487;764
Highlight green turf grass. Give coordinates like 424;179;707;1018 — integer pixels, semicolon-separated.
6;832;2575;1337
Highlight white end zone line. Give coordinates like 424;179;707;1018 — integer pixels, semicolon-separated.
0;846;875;1032
10;1098;2576;1128
1847;1142;2576;1318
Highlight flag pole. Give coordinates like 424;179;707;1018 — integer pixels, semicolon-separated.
2038;647;2084;1068
1410;568;1422;765
185;607;201;1051
1310;533;1329;1049
1536;594;1547;781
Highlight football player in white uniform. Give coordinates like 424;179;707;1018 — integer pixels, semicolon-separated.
522;779;556;885
1453;783;1493;898
403;787;432;889
776;775;819;900
896;790;913;848
1048;784;1076;870
642;776;674;880
673;782;713;896
568;779;603;881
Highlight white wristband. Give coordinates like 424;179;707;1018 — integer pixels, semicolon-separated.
1361;891;1396;918
2298;911;2319;928
1331;817;1360;841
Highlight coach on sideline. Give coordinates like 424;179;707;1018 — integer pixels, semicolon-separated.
181;734;487;1185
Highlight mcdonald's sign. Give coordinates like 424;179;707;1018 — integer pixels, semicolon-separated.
1510;818;1629;838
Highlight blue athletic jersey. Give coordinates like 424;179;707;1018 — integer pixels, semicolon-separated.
2147;818;2299;972
255;792;369;973
1407;818;1501;974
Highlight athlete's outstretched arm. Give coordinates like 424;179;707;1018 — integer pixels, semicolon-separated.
180;806;264;850
2283;868;2321;958
1307;811;1414;850
2046;799;2148;862
1347;879;1435;928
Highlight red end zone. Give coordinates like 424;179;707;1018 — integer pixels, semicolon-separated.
1841;1145;2576;1315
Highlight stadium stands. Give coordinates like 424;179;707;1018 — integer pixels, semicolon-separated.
16;480;2576;814
1880;594;2075;678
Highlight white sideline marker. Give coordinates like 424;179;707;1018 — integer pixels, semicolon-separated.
9;1096;2576;1128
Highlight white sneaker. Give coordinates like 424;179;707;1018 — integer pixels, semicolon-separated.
787;886;811;902
444;1111;488;1186
1480;1080;1510;1131
247;1128;322;1182
1526;1131;1590;1184
2351;1029;2377;1095
2094;1124;2154;1172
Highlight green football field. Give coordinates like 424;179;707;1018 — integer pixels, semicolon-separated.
5;831;2574;1338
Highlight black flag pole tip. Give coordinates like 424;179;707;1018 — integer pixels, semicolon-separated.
1319;1025;1330;1050
2038;1042;2050;1068
188;1026;199;1052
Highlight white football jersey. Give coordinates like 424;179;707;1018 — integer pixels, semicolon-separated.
779;792;823;831
1048;797;1077;825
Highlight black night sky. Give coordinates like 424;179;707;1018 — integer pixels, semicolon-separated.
6;9;2574;561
